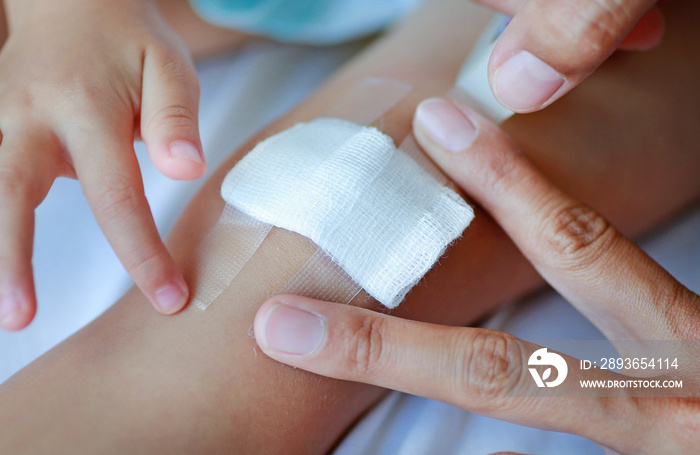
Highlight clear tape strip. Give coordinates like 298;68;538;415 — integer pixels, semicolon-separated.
191;78;411;310
190;205;272;310
278;241;362;304
324;77;413;125
451;13;514;125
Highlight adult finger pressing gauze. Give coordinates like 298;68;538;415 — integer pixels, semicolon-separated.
221;118;474;308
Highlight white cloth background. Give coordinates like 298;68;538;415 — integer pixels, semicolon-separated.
0;42;697;454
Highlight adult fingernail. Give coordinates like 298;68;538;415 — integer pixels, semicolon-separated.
259;302;325;356
0;289;23;328
414;98;477;153
155;283;187;314
493;51;565;112
169;140;203;164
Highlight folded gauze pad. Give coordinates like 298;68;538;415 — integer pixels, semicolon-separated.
221;118;474;308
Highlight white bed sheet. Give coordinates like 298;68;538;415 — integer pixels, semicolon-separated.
0;41;697;455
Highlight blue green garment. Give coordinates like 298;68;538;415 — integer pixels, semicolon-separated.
188;0;422;44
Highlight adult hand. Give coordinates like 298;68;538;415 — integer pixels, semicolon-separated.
477;0;665;112
253;98;700;454
0;0;203;330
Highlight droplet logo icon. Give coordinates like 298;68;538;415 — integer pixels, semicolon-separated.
528;348;568;388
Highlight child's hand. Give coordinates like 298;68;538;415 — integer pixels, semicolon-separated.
0;0;205;330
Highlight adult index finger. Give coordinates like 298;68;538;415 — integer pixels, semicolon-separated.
412;97;700;341
254;294;646;451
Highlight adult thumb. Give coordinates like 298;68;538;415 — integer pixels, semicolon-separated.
488;0;663;112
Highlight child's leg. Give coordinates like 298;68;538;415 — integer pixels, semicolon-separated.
0;0;699;453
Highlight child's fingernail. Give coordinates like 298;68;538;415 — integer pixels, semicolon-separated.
169;141;204;164
414;99;477;153
259;302;325;356
155;283;187;314
0;289;24;329
493;51;564;112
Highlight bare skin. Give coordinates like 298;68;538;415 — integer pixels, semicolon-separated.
0;0;698;453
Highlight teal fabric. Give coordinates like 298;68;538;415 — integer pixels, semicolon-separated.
189;0;421;44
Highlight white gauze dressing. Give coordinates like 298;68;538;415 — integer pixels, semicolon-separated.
220;118;474;308
189;78;412;310
191;13;509;310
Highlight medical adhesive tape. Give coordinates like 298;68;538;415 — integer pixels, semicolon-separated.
190;12;512;310
221;117;473;308
190;78;415;309
451;13;513;124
